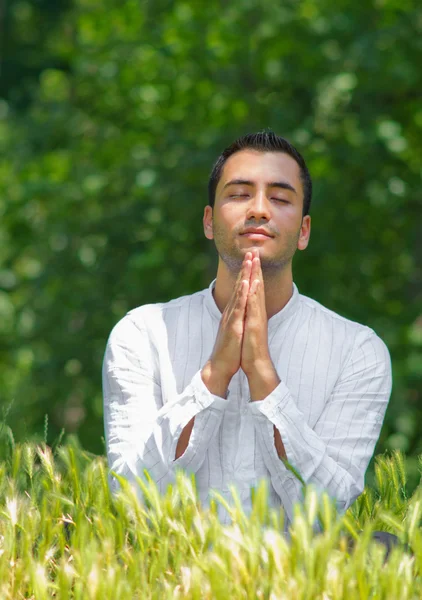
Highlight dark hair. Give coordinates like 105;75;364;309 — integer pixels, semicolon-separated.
208;131;312;217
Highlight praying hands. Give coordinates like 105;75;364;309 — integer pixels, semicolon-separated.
176;249;286;460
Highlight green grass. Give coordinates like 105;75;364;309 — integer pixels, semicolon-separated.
0;423;421;599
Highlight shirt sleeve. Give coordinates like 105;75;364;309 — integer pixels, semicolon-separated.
247;328;392;516
102;313;229;499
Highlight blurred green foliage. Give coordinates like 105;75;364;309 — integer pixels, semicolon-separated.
0;1;421;489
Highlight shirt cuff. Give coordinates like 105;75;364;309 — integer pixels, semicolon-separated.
171;369;230;470
247;379;296;466
190;368;231;411
247;379;291;417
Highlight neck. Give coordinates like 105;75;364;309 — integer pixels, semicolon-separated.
212;260;294;319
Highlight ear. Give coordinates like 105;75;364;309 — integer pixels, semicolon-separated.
297;215;311;251
203;205;214;240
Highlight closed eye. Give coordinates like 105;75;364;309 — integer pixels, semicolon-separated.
229;194;289;203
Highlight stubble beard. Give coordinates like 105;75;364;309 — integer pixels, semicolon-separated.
212;221;301;280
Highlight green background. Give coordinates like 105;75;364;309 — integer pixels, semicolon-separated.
1;0;421;490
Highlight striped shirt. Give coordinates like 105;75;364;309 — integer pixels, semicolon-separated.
102;279;392;528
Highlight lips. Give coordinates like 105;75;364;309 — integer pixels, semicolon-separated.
241;229;273;238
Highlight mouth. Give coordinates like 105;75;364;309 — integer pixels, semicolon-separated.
240;232;273;240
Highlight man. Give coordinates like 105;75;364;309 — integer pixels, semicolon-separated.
102;131;392;530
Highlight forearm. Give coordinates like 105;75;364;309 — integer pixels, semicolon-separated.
249;381;388;511
247;360;280;401
247;330;391;512
201;360;231;398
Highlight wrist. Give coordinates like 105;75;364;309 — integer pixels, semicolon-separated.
243;357;275;380
201;360;232;399
245;360;280;402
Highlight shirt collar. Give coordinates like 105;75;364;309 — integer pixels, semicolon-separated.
204;278;300;328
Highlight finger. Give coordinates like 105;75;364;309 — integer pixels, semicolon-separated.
243;253;252;275
238;264;251;302
245;279;258;321
225;252;253;317
231;278;249;323
235;259;251;296
252;258;265;313
239;252;252;288
227;259;251;316
255;256;266;303
227;256;250;313
242;251;252;268
236;252;252;286
240;278;250;306
256;252;263;279
250;256;260;285
243;252;253;279
236;260;252;310
251;253;265;292
250;279;260;295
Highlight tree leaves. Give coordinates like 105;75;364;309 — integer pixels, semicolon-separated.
0;1;420;487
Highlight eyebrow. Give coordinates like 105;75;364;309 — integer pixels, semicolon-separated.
223;179;297;195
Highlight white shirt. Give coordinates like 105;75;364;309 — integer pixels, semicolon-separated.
102;279;392;528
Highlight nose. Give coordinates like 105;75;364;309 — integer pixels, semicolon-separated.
245;190;271;222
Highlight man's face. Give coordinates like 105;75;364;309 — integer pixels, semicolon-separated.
203;150;311;276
